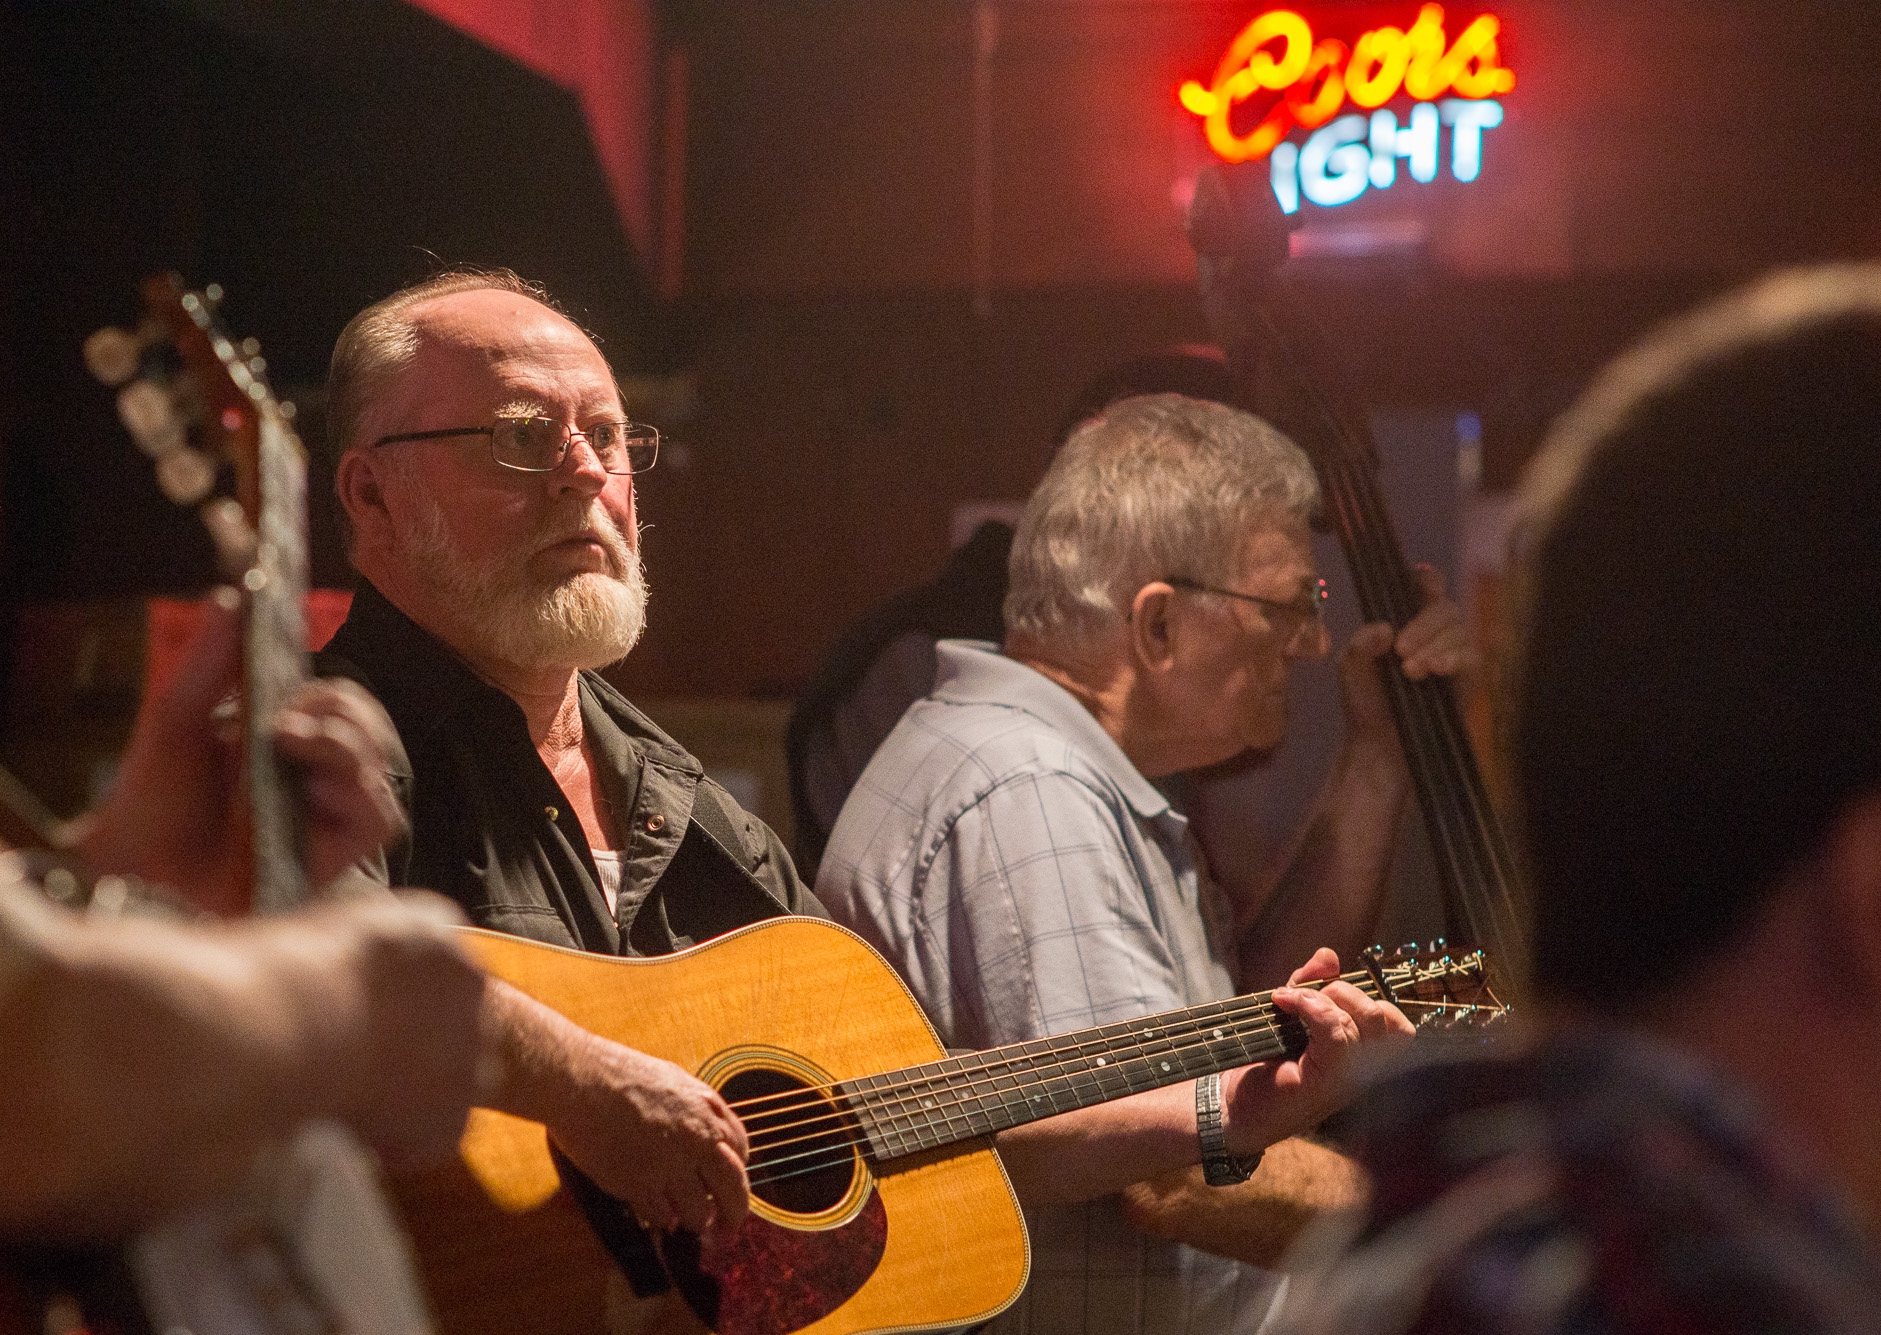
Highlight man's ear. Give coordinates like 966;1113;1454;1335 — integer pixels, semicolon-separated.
1820;790;1881;992
334;448;391;541
1128;583;1179;674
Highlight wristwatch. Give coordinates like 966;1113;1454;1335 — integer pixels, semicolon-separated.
1195;1071;1263;1186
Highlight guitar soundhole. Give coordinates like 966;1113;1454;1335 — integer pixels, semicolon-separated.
720;1068;859;1217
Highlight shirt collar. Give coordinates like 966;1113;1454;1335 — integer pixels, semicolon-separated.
931;639;1174;821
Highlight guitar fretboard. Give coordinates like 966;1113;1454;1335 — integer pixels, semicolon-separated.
245;410;312;914
835;982;1342;1162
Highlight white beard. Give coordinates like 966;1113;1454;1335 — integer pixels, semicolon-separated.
397;491;648;673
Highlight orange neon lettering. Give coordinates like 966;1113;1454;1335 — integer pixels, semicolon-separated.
1447;14;1518;97
1345;26;1410;108
1180;5;1514;163
1284;39;1349;130
1400;5;1454;100
1212;9;1313;92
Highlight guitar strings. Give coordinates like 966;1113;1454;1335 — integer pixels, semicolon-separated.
730;966;1494;1182
723;965;1369;1122
739;997;1500;1191
737;984;1495;1191
727;957;1478;1134
738;981;1333;1186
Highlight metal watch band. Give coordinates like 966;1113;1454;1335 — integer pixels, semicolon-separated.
1195;1071;1262;1186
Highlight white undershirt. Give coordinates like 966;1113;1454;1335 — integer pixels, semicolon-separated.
591;848;623;918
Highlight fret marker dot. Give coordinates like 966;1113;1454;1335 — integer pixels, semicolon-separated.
1095;1058;1106;1067
1213;1029;1224;1039
922;1098;934;1108
1160;1061;1172;1072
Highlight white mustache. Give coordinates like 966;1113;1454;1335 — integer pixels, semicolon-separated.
539;505;633;575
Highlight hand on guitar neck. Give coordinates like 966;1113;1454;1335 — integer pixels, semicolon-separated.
0;592;488;1239
70;587;407;914
994;946;1413;1208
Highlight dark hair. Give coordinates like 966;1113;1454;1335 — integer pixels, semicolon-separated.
1512;266;1881;1010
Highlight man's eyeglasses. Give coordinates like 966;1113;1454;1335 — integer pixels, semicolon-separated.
1164;575;1330;622
372;417;659;476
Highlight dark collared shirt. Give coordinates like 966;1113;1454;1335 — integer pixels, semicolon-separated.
318;581;821;955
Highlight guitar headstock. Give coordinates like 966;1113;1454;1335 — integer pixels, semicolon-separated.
87;276;313;914
85;274;299;576
1362;941;1509;1034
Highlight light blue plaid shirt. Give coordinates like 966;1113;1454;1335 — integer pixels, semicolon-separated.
818;641;1283;1334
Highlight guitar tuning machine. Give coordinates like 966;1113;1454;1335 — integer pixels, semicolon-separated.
84;313;171;388
116;380;186;457
155;447;217;507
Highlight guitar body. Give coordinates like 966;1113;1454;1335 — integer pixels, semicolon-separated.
393;918;1030;1335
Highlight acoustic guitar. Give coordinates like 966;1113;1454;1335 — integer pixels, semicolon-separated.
393;921;1503;1335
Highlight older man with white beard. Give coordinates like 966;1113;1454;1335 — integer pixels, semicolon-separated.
316;271;822;1250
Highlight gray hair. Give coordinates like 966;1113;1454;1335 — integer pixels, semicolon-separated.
1004;393;1320;644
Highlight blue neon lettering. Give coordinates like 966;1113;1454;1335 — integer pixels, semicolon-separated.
1299;114;1370;207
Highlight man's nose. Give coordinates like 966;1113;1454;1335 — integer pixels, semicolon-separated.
547;431;609;497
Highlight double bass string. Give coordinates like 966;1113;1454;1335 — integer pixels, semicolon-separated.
1255;284;1523;968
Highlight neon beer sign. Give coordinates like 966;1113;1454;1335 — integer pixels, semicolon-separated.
1179;5;1514;213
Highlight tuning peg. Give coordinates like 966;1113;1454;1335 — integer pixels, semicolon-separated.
84;326;146;387
203;283;224;305
116;380;186;458
155;446;217;506
201;497;257;576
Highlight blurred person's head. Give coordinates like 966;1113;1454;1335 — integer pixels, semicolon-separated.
1512;266;1881;1024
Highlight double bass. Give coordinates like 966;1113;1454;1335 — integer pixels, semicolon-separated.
1187;163;1529;990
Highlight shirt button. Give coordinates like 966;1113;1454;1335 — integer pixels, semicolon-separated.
645;813;666;832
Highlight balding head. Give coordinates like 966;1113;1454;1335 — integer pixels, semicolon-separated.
326;269;571;472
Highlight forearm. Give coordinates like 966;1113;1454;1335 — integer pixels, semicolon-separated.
1119;1137;1368;1268
993;1066;1307;1208
0;918;351;1234
476;977;599;1125
994;1081;1199;1207
1235;737;1408;989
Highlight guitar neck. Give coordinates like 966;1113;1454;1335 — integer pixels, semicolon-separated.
244;407;313;914
837;974;1374;1161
